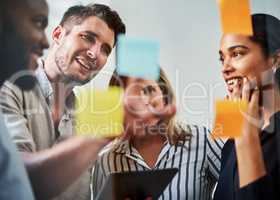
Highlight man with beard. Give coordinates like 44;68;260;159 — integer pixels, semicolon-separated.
0;0;49;199
0;3;126;200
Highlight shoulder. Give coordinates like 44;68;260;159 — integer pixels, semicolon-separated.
1;80;41;100
0;81;25;111
1;81;22;97
97;140;128;161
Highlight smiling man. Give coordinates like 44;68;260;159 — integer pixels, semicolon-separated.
0;0;49;199
0;4;125;200
0;0;49;82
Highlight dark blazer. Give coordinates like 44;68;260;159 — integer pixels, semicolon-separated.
214;112;280;200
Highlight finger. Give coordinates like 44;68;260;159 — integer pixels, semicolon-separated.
231;86;242;101
242;77;250;102
229;78;242;101
250;87;260;109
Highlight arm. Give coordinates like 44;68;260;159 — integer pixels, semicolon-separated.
235;83;266;187
0;82;111;199
233;81;274;200
23;136;110;200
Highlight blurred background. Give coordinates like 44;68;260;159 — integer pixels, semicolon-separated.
46;0;280;128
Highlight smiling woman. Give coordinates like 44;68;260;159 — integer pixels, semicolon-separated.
91;68;224;200
214;13;280;200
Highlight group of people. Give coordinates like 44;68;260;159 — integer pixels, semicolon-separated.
0;0;280;200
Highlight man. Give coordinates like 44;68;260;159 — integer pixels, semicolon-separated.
0;3;126;200
0;0;49;199
0;0;49;83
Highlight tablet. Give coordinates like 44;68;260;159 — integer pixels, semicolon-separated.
96;168;178;200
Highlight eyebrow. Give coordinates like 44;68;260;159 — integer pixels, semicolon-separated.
83;31;98;39
84;31;112;53
227;45;249;51
219;45;249;56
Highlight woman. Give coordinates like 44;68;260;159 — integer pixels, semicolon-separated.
214;13;280;200
91;69;223;199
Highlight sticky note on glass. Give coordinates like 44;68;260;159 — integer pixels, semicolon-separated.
212;99;248;139
75;87;124;138
217;0;253;35
116;34;160;80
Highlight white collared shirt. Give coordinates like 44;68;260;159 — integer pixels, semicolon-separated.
91;122;224;200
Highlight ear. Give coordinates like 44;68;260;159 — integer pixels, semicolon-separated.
275;50;280;66
52;25;65;44
268;50;280;69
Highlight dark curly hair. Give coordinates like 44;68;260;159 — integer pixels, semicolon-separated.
250;13;280;57
59;3;126;46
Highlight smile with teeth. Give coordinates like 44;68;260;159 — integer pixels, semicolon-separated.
226;77;243;86
226;77;243;93
76;57;95;71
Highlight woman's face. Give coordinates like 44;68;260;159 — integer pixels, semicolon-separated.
123;77;165;137
219;33;272;96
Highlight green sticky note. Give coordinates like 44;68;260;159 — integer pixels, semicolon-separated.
75;87;124;138
116;34;160;80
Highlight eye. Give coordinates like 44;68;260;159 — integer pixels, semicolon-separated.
32;16;48;30
219;55;224;64
232;50;245;59
101;45;111;56
142;87;149;95
80;34;96;44
142;86;156;96
233;52;241;57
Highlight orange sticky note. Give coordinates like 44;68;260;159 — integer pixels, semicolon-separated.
212;99;248;139
75;87;124;138
217;0;253;35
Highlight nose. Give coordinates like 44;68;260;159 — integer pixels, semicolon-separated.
87;43;101;60
221;58;235;76
141;94;150;106
42;32;49;50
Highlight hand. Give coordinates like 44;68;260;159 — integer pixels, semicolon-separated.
236;78;261;144
234;78;266;187
85;137;113;155
123;96;176;138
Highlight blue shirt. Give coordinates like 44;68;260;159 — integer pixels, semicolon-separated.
0;111;34;199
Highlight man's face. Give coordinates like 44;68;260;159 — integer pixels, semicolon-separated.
14;0;50;70
54;16;115;85
0;0;49;84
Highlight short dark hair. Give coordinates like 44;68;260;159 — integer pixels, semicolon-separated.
60;4;126;45
250;13;280;57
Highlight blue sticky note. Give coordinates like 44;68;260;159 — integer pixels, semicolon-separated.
116;35;160;80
